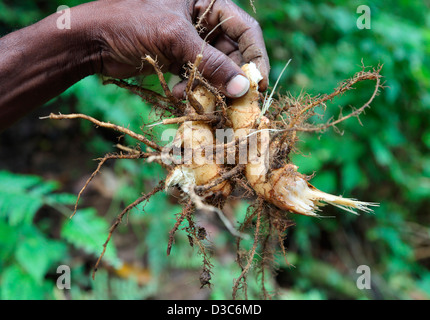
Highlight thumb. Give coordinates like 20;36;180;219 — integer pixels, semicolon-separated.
183;33;250;98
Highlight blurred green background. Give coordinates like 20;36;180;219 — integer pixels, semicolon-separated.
0;0;429;299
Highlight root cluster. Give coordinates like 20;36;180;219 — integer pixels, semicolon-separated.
42;54;383;299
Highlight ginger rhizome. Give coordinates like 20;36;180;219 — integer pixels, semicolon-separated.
226;63;378;216
42;54;382;298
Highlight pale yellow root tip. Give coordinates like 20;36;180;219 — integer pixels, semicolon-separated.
282;178;379;216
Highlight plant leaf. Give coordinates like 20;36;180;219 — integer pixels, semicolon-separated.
61;208;121;268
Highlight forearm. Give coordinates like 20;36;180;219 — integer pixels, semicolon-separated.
0;3;101;130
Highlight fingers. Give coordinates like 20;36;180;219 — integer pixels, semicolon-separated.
172;80;188;99
212;34;237;57
195;0;270;91
172;35;243;100
216;1;270;90
180;26;250;98
213;34;245;65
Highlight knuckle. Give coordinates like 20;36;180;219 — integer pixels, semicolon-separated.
159;17;185;42
246;19;262;37
248;16;261;29
208;58;228;82
201;49;219;70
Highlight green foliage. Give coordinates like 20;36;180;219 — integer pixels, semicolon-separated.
15;226;65;283
1;265;48;300
0;170;123;299
0;171;69;225
61;208;120;268
0;171;70;299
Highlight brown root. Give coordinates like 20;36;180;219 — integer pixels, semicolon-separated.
232;199;263;299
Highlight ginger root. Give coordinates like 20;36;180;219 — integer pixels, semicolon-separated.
42;55;383;293
227;63;378;216
166;84;231;197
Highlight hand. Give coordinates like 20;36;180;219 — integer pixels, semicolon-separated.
0;0;269;129
93;0;270;98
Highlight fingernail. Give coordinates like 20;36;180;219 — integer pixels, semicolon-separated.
226;75;250;97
